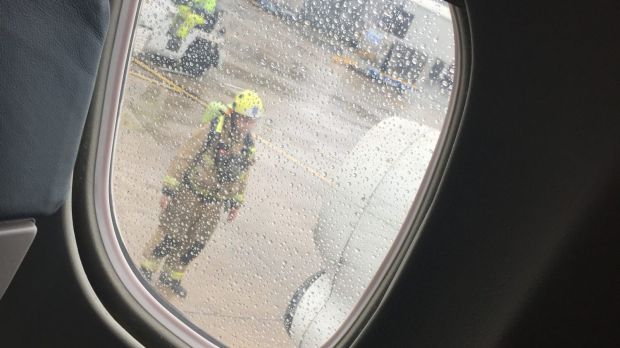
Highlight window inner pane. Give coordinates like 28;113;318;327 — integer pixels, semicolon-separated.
112;0;455;346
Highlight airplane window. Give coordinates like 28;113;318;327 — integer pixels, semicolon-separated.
110;0;455;346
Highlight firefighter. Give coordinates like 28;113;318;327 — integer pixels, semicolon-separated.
139;90;264;298
167;0;218;51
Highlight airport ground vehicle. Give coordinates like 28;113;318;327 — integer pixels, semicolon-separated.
1;0;619;347
308;0;455;92
284;117;439;346
256;0;455;92
135;0;225;76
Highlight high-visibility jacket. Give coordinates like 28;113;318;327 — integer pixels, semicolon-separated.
162;112;256;209
195;0;217;14
175;5;206;39
174;0;217;39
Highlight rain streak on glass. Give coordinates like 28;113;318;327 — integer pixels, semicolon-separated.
112;0;454;346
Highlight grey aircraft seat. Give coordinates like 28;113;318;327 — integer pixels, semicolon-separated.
0;0;109;300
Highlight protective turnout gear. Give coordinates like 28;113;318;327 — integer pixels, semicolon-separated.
214;140;254;184
162;111;256;207
140;185;222;295
140;97;260;297
232;90;264;119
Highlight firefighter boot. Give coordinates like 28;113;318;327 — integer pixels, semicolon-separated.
140;234;179;282
159;272;187;298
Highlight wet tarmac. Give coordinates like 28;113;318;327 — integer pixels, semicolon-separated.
113;1;451;346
